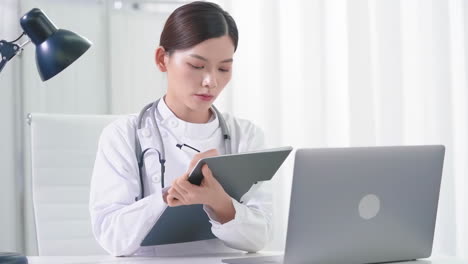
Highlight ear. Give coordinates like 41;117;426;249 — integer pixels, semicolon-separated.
155;46;168;72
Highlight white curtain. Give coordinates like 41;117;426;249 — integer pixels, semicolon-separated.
221;0;468;257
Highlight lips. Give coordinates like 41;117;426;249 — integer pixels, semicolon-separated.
194;94;214;101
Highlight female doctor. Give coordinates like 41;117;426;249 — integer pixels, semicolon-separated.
89;1;272;257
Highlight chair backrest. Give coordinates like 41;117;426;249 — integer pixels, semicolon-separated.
27;113;121;255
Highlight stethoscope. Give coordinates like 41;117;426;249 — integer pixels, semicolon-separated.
135;98;232;200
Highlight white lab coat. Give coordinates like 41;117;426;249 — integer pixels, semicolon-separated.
89;99;273;257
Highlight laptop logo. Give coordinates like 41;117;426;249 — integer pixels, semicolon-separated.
359;194;380;220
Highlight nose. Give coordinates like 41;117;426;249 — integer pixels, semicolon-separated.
202;72;217;89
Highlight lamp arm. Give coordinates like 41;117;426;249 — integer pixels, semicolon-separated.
0;32;29;74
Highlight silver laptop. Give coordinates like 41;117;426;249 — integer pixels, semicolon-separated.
223;145;445;264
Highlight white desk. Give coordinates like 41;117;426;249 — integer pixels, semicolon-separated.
26;254;467;264
26;252;271;264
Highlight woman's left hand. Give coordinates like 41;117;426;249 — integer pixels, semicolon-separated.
167;164;235;223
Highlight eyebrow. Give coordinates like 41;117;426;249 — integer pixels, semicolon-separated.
189;54;233;63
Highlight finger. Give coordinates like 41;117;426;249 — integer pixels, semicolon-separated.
172;177;179;186
204;149;219;157
179;176;200;193
167;195;183;207
187;152;207;173
173;172;188;183
200;165;216;187
176;176;192;190
187;149;219;173
172;180;189;196
168;187;183;199
175;176;202;201
162;191;169;204
167;195;175;206
168;187;186;204
187;158;200;173
202;164;214;180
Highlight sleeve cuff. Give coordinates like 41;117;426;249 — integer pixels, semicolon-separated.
142;191;168;221
203;198;246;228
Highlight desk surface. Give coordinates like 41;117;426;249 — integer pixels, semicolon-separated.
26;254;467;264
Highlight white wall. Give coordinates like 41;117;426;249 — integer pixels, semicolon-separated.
108;0;185;114
0;0;23;252
20;0;109;115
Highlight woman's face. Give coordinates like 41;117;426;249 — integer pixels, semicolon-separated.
160;35;235;115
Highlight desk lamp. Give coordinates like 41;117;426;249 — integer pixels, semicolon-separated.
0;8;91;80
0;7;92;264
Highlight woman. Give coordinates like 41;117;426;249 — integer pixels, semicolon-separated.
89;1;272;257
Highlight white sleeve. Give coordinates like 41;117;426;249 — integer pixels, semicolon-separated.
89;121;167;256
203;123;273;252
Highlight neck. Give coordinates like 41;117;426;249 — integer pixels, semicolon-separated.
164;94;212;123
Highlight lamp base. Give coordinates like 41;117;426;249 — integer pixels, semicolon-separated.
0;252;28;264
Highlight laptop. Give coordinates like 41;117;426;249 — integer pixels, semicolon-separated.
222;145;445;264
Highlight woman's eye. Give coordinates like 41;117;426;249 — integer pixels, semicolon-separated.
219;68;230;72
188;63;204;69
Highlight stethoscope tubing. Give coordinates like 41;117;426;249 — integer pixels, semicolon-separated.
134;98;231;200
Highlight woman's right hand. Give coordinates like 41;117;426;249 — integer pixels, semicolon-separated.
163;149;219;203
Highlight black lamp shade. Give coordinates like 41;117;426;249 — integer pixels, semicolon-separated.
19;8;91;81
34;29;91;81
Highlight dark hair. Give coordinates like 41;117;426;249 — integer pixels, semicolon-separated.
159;1;238;54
